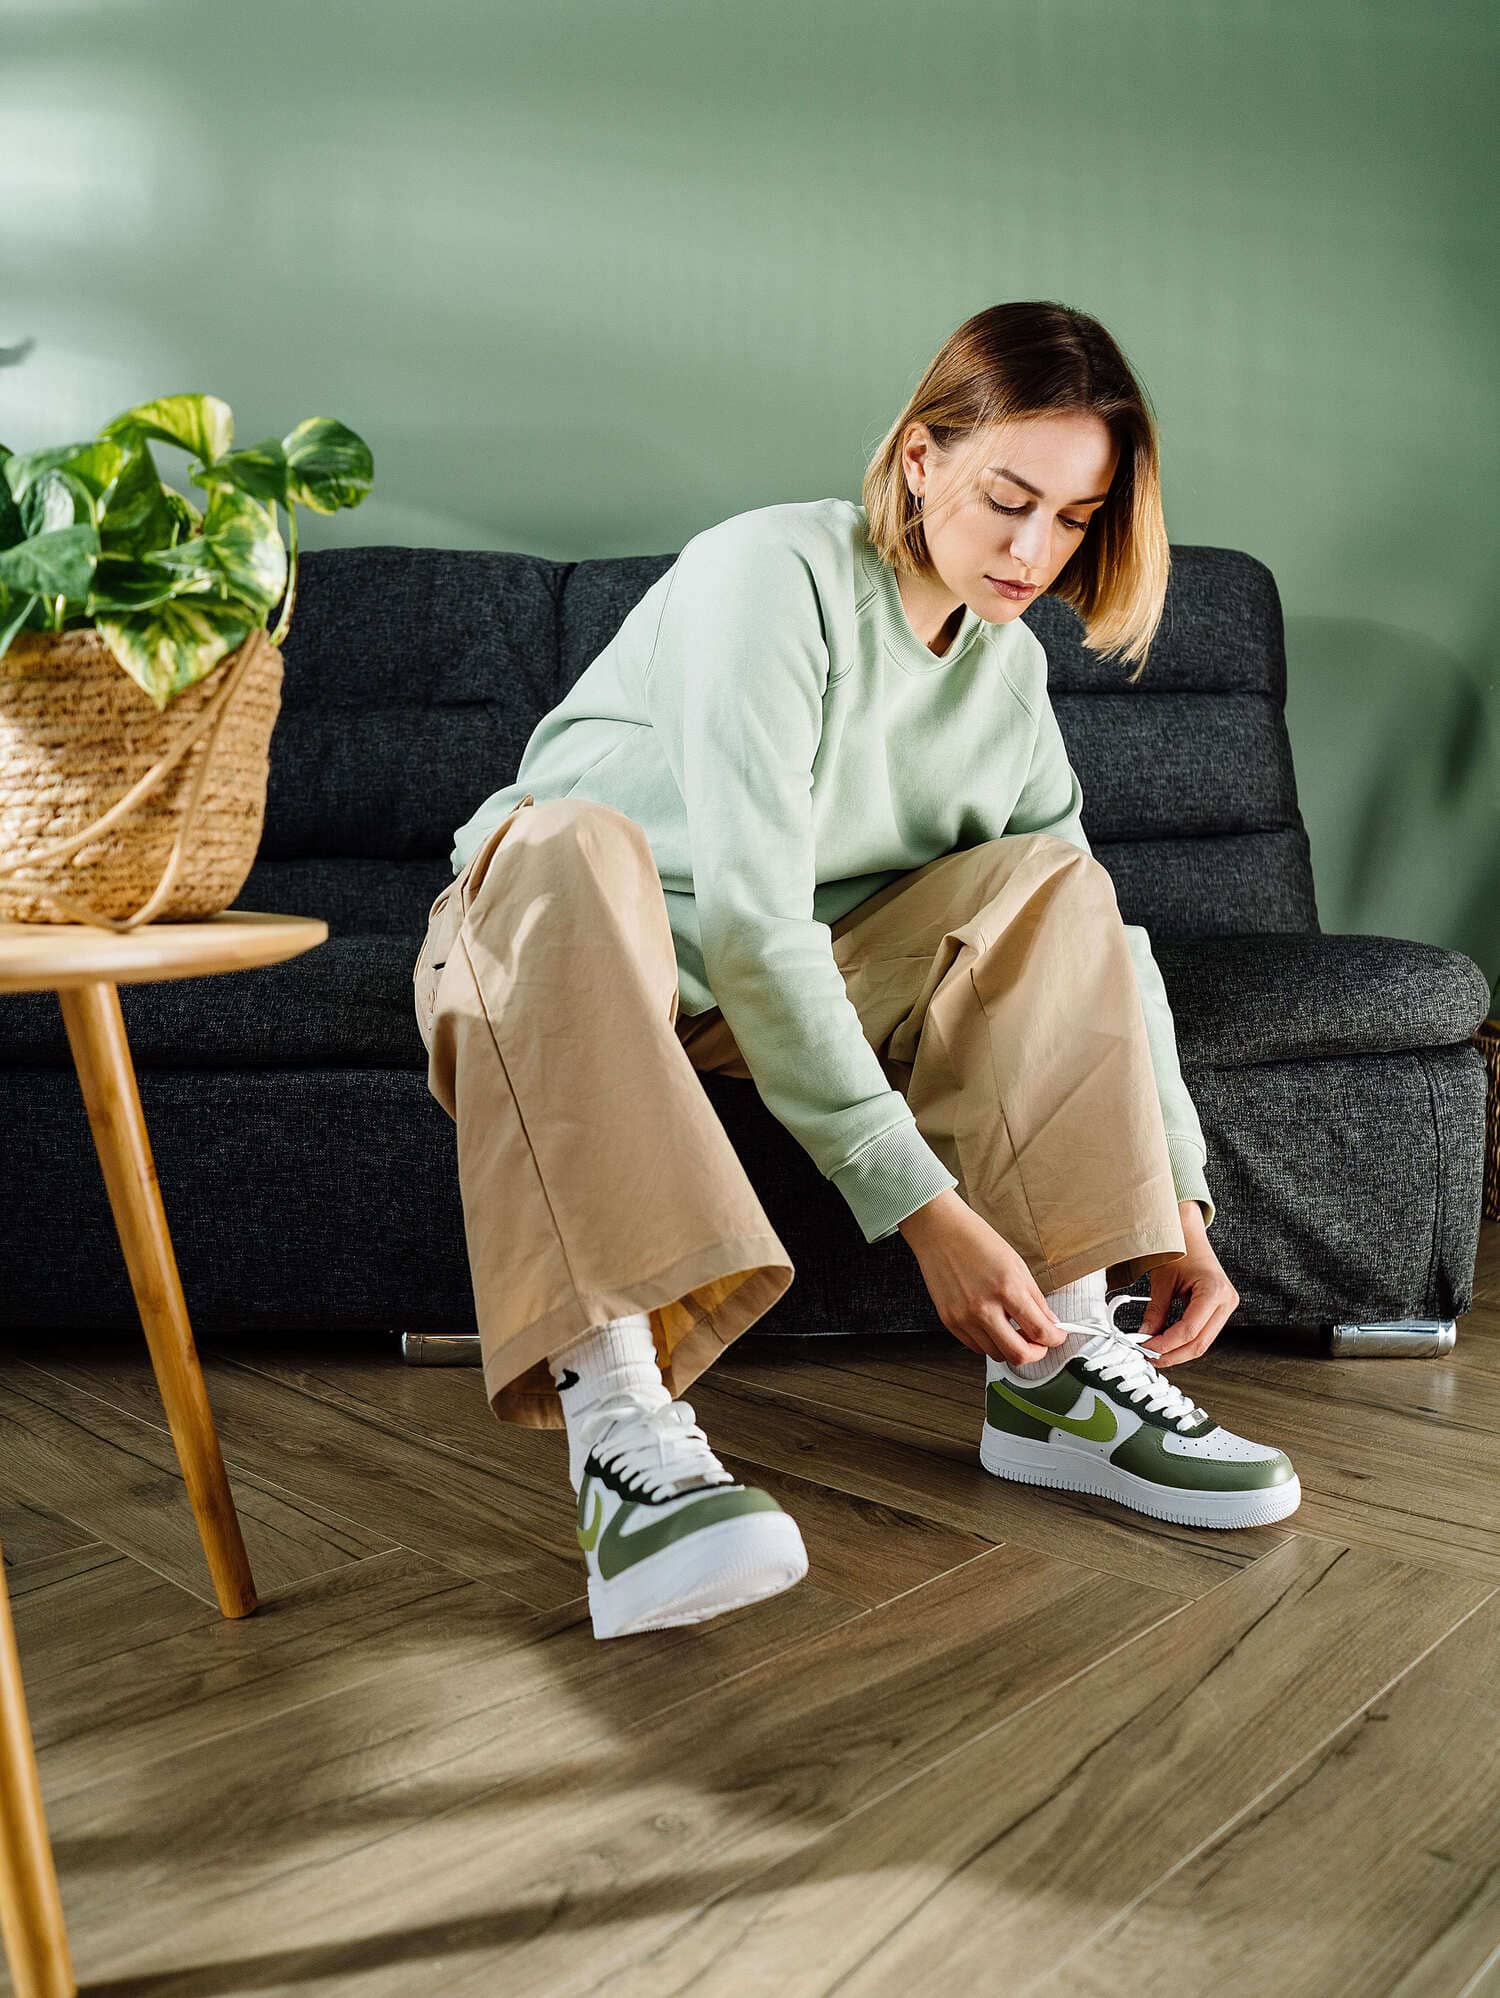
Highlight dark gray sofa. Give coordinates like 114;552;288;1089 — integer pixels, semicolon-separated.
1;539;1490;1363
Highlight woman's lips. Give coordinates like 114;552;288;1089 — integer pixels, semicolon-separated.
988;576;1036;599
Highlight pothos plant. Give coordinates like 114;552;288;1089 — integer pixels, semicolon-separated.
0;393;373;711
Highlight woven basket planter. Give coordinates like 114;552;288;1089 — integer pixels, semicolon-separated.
1478;1017;1500;1224
0;624;283;930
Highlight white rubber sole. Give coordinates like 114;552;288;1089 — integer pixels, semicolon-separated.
979;1423;1302;1529
587;1509;810;1640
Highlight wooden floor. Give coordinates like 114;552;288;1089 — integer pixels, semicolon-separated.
3;1227;1499;1998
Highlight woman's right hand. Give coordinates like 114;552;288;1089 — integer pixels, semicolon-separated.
897;1188;1067;1365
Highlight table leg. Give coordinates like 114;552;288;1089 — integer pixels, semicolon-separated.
0;1547;77;1998
57;980;257;1619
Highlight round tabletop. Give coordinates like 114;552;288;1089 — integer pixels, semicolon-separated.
0;912;329;994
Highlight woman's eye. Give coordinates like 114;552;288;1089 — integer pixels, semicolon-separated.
985;495;1089;533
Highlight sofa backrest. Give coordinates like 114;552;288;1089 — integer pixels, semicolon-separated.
234;540;1318;940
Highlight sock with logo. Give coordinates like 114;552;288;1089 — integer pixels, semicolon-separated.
547;1311;670;1491
1005;1267;1109;1385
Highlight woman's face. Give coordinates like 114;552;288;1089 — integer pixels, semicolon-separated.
900;411;1119;634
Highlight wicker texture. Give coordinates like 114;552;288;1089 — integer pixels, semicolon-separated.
1478;1018;1500;1223
0;625;283;929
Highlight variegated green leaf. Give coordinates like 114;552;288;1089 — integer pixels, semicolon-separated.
0;589;39;661
0;462;22;552
101;393;233;467
87;555;205;615
0;399;369;700
192;437;290;508
96;597;255;710
21;467;98;539
282;418;373;513
162;488;203;542
152;488;286;616
3;439;111;502
93;425;177;556
0;524;98;601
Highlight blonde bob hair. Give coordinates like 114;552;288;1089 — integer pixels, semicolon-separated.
861;301;1169;680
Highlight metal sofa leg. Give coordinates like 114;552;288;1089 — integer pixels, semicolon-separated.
395;1322;1458;1363
399;1333;483;1365
1324;1318;1457;1356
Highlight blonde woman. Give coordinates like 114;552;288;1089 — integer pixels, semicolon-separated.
415;300;1300;1644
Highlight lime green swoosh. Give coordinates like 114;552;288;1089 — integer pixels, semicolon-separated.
577;1489;603;1552
989;1379;1118;1441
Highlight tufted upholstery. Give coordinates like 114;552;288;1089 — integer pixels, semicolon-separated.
0;540;1489;1345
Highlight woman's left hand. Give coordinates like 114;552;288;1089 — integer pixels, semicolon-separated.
1138;1202;1240;1368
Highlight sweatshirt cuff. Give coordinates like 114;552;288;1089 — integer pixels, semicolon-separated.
1165;1131;1215;1232
830;1118;959;1245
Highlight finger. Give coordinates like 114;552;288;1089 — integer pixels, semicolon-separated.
1151;1298;1233;1367
1147;1285;1217;1355
990;1310;1049;1365
1144;1309;1198;1361
1030;1284;1066;1341
976;1328;1022;1365
1139;1271;1177;1339
1016;1292;1065;1345
1005;1316;1057;1359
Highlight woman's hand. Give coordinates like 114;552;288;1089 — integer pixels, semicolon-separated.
897;1189;1067;1365
1138;1202;1240;1367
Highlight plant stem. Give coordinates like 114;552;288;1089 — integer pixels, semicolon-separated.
269;502;299;646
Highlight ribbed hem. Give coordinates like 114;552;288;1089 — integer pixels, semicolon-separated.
1165;1131;1215;1230
830;1118;959;1244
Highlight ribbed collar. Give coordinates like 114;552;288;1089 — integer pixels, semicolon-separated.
853;505;989;676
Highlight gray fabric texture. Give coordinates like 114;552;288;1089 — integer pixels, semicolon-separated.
0;538;1488;1342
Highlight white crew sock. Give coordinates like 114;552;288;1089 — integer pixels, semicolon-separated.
1043;1267;1107;1329
548;1311;670;1490
1005;1267;1109;1383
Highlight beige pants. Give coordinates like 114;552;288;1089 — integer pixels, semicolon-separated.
414;793;1188;1428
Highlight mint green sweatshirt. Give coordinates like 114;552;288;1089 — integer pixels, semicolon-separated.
451;498;1215;1246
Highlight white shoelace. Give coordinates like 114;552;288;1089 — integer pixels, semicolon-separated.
587;1395;737;1499
1074;1296;1209;1430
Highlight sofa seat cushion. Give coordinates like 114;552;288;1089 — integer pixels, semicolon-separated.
0;930;1486;1074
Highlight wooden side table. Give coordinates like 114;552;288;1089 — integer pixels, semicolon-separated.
0;911;326;1998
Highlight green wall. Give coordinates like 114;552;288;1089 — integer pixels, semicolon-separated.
5;0;1495;1006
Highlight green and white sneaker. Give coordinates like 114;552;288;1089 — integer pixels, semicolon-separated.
572;1390;809;1640
980;1292;1301;1529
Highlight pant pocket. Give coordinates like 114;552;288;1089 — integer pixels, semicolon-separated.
414;798;535;1049
413;888;458;1051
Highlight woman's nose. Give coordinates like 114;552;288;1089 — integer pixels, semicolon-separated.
1007;526;1047;572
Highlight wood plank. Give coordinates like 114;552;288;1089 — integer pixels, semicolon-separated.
210;1337;1002;1610
17;1548;500;1802
572;1541;1494;1998
3;1541;123;1604
0;1338;585;1612
4;1544;213;1680
44;1537;1188;1990
0;1478;101;1572
1;1226;1489;1994
1022;1592;1500;1998
0;1362;397;1609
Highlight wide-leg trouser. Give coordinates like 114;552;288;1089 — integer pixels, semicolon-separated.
414;793;1189;1428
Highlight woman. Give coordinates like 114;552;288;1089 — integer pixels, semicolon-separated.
414;300;1300;1643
